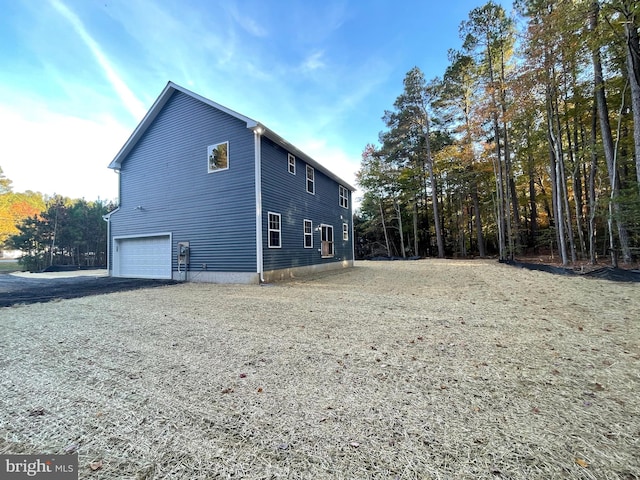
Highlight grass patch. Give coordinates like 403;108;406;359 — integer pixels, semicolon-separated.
0;260;20;274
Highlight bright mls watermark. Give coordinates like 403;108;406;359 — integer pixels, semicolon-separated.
1;454;77;479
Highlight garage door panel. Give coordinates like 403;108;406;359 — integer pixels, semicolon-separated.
115;235;171;279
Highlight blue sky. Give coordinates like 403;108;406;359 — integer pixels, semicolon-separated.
0;0;511;203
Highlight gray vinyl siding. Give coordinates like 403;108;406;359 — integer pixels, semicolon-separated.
260;136;353;271
110;90;257;273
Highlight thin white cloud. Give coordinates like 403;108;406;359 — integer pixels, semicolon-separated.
49;0;147;120
226;5;269;38
300;51;326;73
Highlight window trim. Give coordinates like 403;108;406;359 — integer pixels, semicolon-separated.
343;222;349;241
207;141;229;173
339;185;349;209
320;224;334;258
268;212;281;248
306;165;315;194
304;219;313;249
288;154;296;175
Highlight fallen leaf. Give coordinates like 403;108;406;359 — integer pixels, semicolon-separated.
575;458;589;468
89;460;103;471
257;387;263;393
532;407;540;414
350;442;360;448
221;388;234;394
592;383;605;391
239;373;247;378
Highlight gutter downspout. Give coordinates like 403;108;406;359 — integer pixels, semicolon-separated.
254;128;264;283
351;194;355;264
102;206;120;274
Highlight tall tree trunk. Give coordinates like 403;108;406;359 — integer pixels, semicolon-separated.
394;198;406;258
425;114;445;258
471;180;486;257
621;5;640;191
379;198;391;257
545;60;569;265
527;150;538;254
413;201;419;257
591;2;632;263
552;84;577;263
485;40;506;260
589;103;598;264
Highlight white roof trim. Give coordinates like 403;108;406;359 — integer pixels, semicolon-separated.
257;126;356;191
108;81;355;192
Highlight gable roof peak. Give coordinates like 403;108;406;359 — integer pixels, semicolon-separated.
108;82;355;191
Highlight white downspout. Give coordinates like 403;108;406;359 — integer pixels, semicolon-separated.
102;206;119;275
254;128;264;283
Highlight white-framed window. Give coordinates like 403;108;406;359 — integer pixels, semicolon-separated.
268;212;281;248
320;224;334;257
306;165;315;194
207;141;229;173
288;154;296;175
339;185;349;209
343;222;349;241
304;219;313;248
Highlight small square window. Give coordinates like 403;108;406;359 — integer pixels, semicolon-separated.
343;222;349;241
207;142;229;173
304;219;313;248
339;185;349;209
268;212;281;248
306;165;315;194
288;154;296;175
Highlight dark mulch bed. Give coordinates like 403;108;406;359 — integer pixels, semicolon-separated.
503;259;640;282
0;276;178;308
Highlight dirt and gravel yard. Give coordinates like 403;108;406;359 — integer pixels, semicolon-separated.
1;259;639;479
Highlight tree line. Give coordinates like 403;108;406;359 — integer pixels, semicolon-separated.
355;0;640;265
0;167;113;272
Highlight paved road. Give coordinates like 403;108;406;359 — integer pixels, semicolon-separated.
0;272;177;307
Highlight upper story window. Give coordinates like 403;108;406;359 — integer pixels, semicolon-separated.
304;219;313;248
207;141;229;173
306;165;315;194
288;154;296;175
268;212;281;248
339;185;349;209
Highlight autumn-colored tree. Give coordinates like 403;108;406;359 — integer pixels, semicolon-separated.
7;196;113;271
0;167;45;249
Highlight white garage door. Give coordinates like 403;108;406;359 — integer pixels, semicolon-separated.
114;235;171;279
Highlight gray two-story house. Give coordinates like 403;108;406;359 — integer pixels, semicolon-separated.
105;82;354;283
